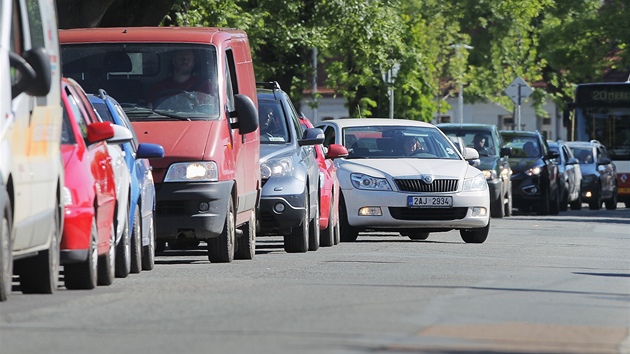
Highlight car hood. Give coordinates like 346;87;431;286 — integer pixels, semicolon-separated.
477;155;499;171
260;143;295;162
338;158;479;180
508;157;543;173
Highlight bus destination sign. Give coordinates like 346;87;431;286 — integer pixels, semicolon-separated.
576;83;630;107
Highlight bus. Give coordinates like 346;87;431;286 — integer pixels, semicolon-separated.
566;81;630;208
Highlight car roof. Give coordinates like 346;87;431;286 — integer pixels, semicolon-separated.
437;123;497;130
318;118;435;128
500;130;540;137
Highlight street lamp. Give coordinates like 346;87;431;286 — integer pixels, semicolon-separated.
449;44;473;124
381;61;400;119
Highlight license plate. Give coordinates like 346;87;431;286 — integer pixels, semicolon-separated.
407;196;453;207
618;188;630;194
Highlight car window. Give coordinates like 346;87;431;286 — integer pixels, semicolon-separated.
258;100;289;143
61;106;77;145
502;135;542;158
322;125;336;147
441;129;496;156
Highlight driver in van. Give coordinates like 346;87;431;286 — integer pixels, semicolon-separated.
148;49;215;109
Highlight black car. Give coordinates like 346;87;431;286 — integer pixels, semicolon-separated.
500;130;560;215
548;140;583;211
438;123;513;218
566;140;618;210
256;82;325;253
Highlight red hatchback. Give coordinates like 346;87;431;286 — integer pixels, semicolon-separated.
59;78;119;289
299;115;348;246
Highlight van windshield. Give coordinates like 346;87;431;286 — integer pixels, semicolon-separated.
60;43;220;120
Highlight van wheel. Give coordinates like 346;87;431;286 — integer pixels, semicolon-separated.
115;207;131;278
285;197;309;253
320;200;335;247
142;215;156;271
19;198;61;294
460;221;490;244
0;190;13;301
65;217;98;290
308;198;320;251
235;211;256;260
130;207;142;273
98;224;116;286
208;197;235;263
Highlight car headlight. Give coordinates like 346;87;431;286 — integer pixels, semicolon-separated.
462;173;488;192
164;162;218;182
350;173;392;190
525;166;542;176
482;169;498;180
261;157;293;179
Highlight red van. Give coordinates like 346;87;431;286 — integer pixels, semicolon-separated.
60;27;260;263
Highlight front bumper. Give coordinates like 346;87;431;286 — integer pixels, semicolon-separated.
510;173;545;207
60;205;93;264
154;180;233;240
258;175;307;233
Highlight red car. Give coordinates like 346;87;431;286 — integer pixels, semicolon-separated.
59;77;120;289
299;114;348;246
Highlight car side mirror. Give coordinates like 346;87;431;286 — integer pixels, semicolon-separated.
464;147;479;161
299;127;325;146
106;124;134;145
567;157;579;165
597;157;612;165
326;143;349;159
137;143;165;159
547;151;560;159
500;147;512;157
87;122;115;144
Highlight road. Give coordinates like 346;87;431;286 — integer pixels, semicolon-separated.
1;206;629;354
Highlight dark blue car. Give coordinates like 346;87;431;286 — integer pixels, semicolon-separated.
89;91;164;271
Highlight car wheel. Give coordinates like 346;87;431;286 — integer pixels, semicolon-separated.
605;186;618;210
64;217;98;290
235;210;256;260
589;184;602;210
460;220;490;244
569;191;582;210
130;207;142;274
537;187;551;215
18;197;61;294
208;197;235;263
97;223;116;286
403;230;430;240
115;207;131;278
333;208;340;245
155;240;166;254
339;197;358;242
320;199;335;247
285;196;309;253
504;192;513;217
0;190;12;301
308;197;320;252
559;187;569;212
549;187;560;215
490;195;505;218
141;214;156;271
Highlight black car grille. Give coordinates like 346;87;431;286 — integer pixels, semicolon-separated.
389;207;468;220
395;179;458;192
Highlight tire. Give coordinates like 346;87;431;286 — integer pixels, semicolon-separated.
97;224;116;286
308;198;320;252
460;221;490;244
490;195;505;218
549;187;560;215
504;192;513;217
559;188;569;212
235;210;256;260
285;196;309;253
19;198;61;294
207;197;235;263
537;187;551;215
589;184;602;210
605;187;618;210
569;192;582;210
333;210;340;245
64;217;98;290
339;197;358;242
404;230;430;240
155;240;166;254
320;200;335;247
130;207;142;274
0;190;13;301
141;213;156;271
115;207;131;278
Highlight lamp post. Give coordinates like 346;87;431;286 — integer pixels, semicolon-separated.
381;61;400;119
449;44;473;124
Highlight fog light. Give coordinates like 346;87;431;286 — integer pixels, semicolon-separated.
274;203;285;213
585;191;592;198
358;207;382;216
472;207;487;216
199;202;210;212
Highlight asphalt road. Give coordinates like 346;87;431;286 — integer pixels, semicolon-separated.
1;205;629;354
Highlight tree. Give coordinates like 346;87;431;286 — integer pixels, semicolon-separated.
56;0;177;29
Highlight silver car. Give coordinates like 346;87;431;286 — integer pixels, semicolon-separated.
316;118;491;243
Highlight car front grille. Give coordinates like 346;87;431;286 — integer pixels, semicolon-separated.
389;207;468;220
394;178;458;192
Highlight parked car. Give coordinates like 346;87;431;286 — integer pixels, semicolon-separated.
60;27;261;263
257;82;324;252
500;130;560;215
59;77;120;288
1;0;64;301
316;118;491;243
548;140;583;210
298;113;348;246
89;90;164;272
438;123;513;218
566;140;618;210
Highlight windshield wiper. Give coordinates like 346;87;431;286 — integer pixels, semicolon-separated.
123;106;191;121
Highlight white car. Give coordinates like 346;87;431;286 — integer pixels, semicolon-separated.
316;118;491;243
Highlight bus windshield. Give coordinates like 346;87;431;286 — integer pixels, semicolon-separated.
574;106;630;160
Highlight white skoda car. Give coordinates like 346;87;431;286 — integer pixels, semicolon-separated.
315;118;490;243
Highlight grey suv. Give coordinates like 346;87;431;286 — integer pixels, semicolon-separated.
438;123;513;217
566;140;618;210
256;82;325;252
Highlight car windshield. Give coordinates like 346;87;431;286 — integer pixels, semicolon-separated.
61;43;220;120
503;135;542;158
569;147;594;164
441;130;496;156
342;125;460;160
258;100;290;144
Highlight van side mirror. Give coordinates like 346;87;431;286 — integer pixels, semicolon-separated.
10;47;52;99
230;94;258;135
